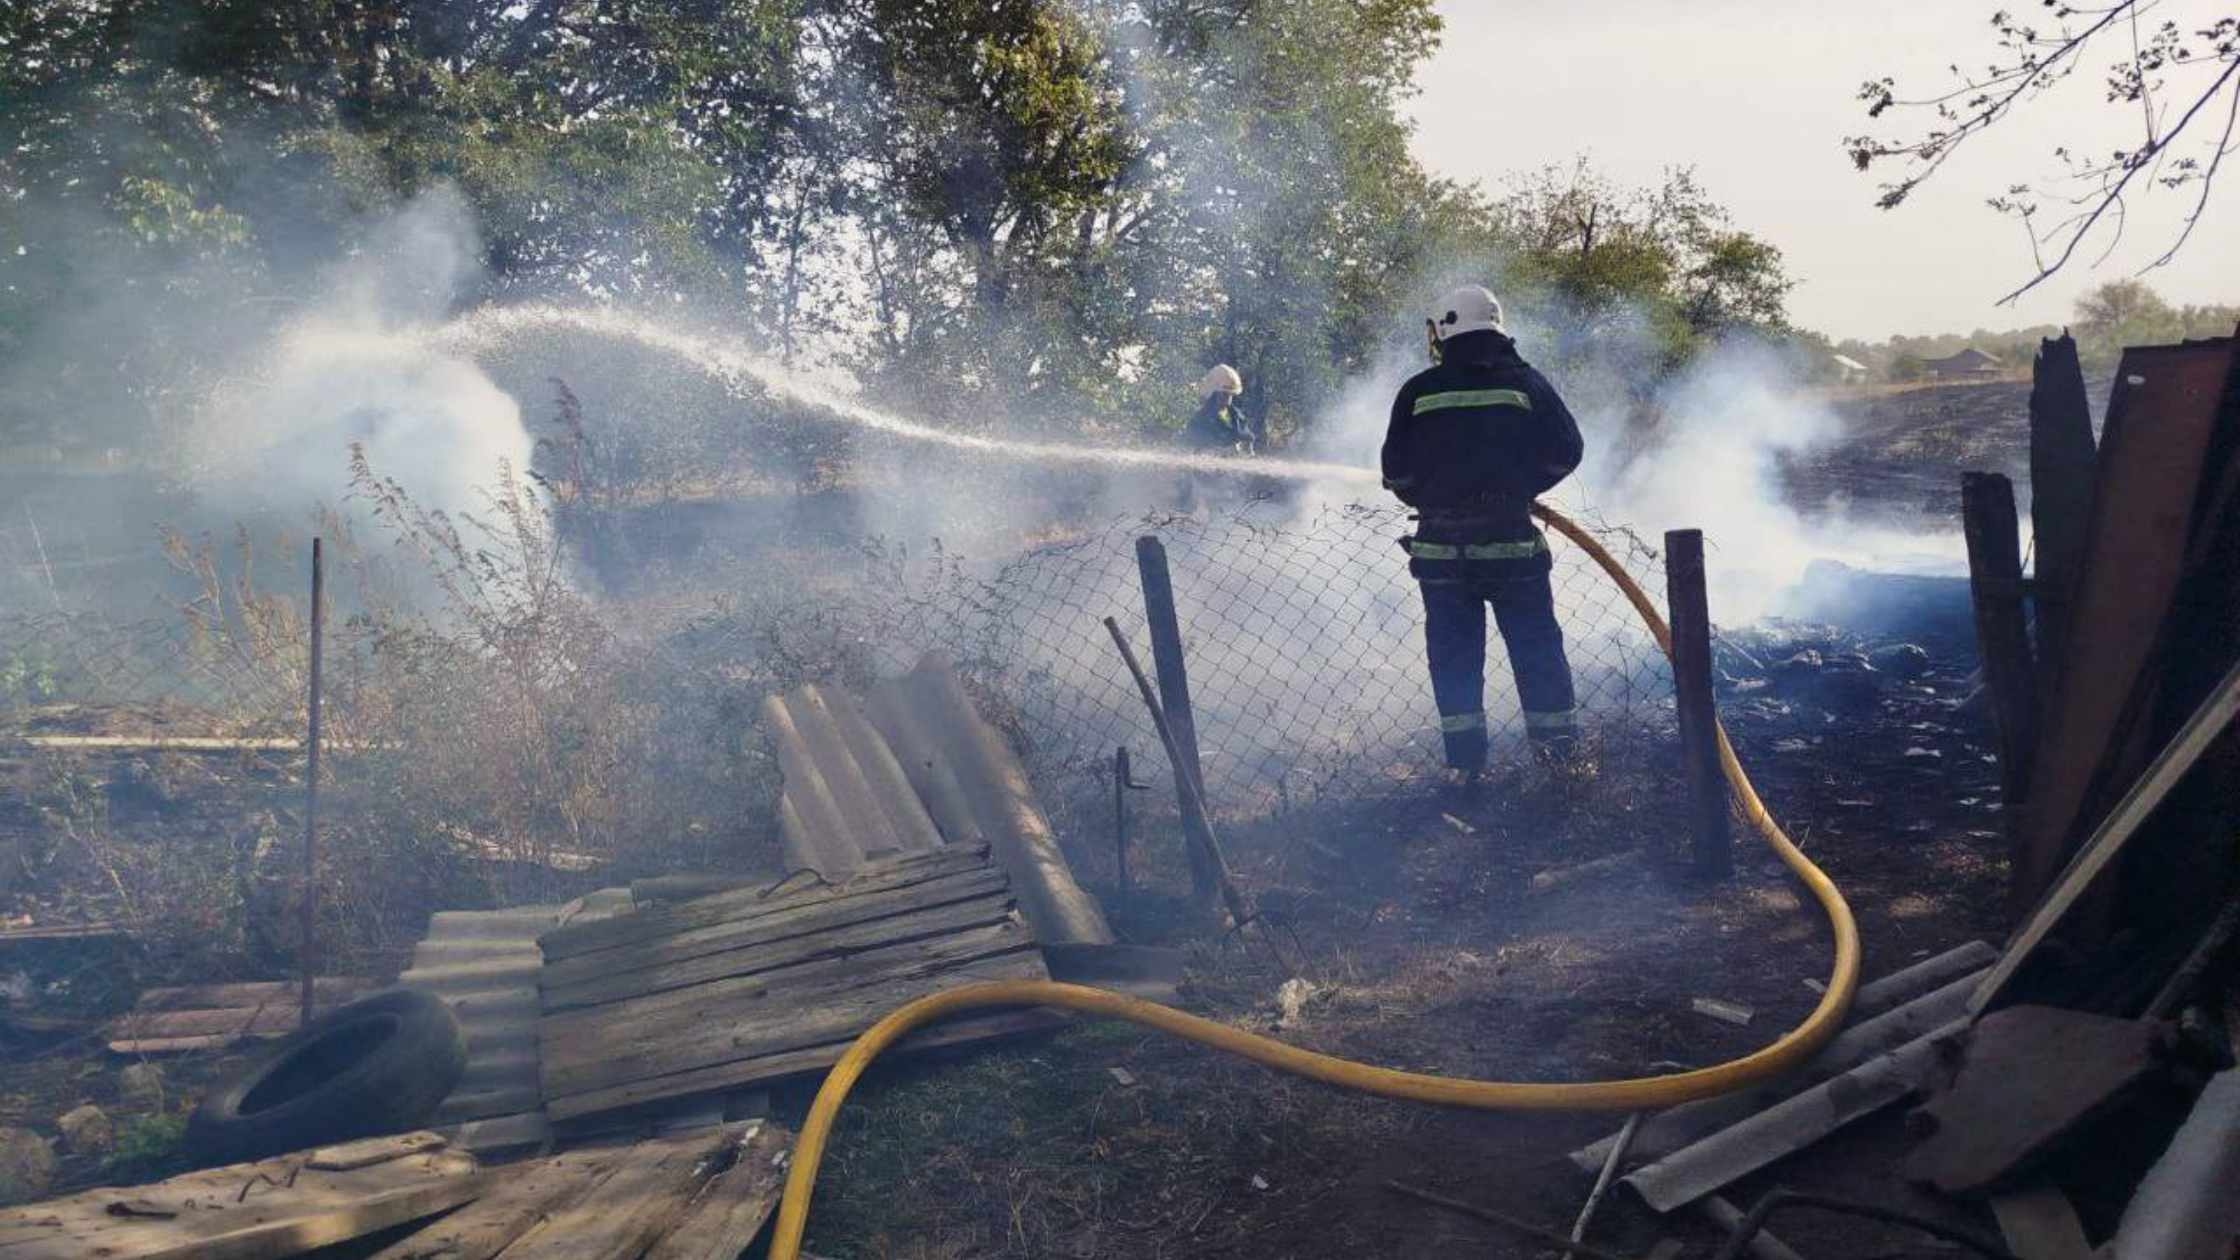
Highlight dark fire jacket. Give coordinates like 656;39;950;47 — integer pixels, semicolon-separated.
1380;330;1583;541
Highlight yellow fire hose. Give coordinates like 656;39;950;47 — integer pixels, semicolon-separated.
768;504;1862;1259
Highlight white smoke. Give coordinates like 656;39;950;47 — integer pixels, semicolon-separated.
193;187;533;529
1292;324;1961;623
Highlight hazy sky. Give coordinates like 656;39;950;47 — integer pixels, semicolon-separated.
1409;1;2240;342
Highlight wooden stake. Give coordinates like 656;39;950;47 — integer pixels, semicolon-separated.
1134;536;1219;902
1113;746;1132;899
1665;530;1730;878
301;537;325;1028
1103;617;1252;931
1960;472;2041;906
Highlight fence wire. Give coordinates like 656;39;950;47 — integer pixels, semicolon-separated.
3;498;1677;822
860;498;1674;815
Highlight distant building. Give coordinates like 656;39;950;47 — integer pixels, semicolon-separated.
1830;353;1869;383
1925;348;2003;379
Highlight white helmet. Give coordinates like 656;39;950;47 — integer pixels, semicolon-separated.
1432;285;1507;340
1198;363;1243;396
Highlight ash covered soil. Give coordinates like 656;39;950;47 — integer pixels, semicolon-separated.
800;380;2033;1259
0;378;2036;1256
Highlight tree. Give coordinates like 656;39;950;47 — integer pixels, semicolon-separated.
1847;6;2240;301
1489;161;1793;377
1;0;805;449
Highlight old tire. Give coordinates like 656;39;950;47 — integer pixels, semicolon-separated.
186;988;466;1163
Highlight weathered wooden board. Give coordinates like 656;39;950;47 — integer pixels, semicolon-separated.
484;1125;739;1259
542;926;1044;1098
542;891;1020;1013
538;867;1009;993
107;977;380;1054
366;1147;627;1260
539;843;989;962
545;1008;1062;1123
2014;339;2233;913
538;840;1061;1124
130;977;380;1013
640;1122;793;1260
1904;1005;2168;1195
0;1138;483;1260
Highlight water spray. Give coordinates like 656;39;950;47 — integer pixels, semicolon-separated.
392;305;1386;487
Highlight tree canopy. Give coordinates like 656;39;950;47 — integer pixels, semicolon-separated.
2;0;1801;456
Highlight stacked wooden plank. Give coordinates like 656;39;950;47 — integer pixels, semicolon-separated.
536;845;1054;1124
396;888;633;1155
105;977;381;1055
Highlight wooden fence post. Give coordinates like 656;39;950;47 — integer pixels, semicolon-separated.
1665;529;1731;879
1960;472;2041;907
1134;536;1219;902
301;536;325;1027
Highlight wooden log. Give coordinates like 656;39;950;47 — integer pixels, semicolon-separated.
543;1008;1061;1123
1135;535;1220;901
540;911;1032;1047
1665;529;1731;879
307;1132;449;1171
1103;619;1252;932
2028;333;2098;712
2016;340;2229;920
1961;471;2040;904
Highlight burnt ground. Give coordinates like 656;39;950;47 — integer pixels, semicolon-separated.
0;378;2038;1255
796;615;2008;1260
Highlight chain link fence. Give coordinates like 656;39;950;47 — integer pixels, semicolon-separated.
3;498;1677;827
860;498;1674;820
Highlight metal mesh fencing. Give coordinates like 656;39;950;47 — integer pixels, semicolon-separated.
3;498;1678;823
848;497;1675;817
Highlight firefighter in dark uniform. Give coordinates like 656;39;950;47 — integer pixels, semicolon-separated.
1181;363;1261;453
1175;363;1262;512
1381;286;1584;776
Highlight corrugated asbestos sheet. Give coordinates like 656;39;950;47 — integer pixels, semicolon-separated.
401;887;633;1153
535;845;1056;1124
761;681;946;878
768;656;1114;946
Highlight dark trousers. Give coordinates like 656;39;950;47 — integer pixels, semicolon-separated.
1419;565;1578;770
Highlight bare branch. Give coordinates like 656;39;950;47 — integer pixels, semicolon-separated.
1997;54;2240;303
